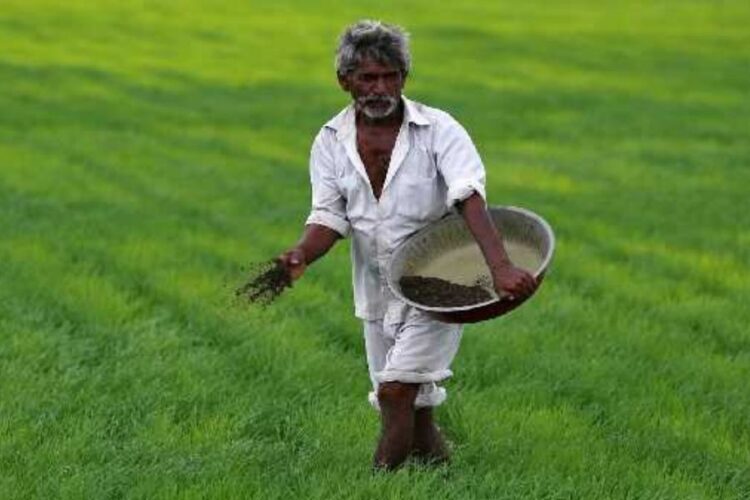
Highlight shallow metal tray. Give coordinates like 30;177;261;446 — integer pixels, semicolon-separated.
386;206;555;323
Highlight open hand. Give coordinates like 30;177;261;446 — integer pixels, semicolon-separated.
491;262;537;301
277;247;307;281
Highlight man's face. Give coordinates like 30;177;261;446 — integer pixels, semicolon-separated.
338;58;406;120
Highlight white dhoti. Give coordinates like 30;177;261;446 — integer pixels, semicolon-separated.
363;302;463;410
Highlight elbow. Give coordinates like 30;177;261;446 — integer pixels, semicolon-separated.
456;191;484;214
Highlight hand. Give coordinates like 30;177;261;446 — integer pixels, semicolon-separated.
277;247;307;281
491;262;537;301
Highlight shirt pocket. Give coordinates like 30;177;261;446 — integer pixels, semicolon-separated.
395;147;443;220
404;145;438;180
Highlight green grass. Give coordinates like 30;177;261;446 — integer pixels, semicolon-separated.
2;0;750;498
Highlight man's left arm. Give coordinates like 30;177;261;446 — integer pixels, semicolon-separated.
434;118;536;300
457;193;537;300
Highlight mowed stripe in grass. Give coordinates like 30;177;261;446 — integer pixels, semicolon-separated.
1;0;750;498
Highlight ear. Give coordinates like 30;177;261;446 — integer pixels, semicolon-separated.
337;73;350;92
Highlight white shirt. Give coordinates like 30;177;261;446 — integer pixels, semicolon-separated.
305;96;487;320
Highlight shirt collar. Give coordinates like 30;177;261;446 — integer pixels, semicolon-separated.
324;95;430;141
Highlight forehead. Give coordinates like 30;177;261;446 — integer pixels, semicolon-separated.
353;58;400;75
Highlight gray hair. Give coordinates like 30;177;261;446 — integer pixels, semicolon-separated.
335;20;411;77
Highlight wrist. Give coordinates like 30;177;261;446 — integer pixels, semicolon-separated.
488;254;513;270
295;246;308;264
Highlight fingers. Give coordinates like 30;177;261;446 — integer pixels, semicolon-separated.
503;269;537;301
523;272;537;297
278;248;307;281
520;272;537;297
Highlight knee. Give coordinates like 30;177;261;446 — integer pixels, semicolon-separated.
377;382;419;408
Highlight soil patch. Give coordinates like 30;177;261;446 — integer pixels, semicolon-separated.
235;259;291;306
399;275;492;307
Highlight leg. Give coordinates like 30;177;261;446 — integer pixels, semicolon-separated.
412;406;450;464
376;309;463;466
373;381;419;471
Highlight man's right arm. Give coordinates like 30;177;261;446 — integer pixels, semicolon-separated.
278;129;349;280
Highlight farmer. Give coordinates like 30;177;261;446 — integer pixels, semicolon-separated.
278;20;537;470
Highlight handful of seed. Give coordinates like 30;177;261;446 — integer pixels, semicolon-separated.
235;258;292;306
399;276;492;307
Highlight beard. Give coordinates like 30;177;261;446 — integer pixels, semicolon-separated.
357;94;400;120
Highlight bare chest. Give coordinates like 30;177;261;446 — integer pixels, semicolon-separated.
356;126;400;200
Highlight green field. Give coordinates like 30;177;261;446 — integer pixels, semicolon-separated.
2;1;750;498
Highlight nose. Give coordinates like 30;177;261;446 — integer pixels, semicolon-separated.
372;76;387;94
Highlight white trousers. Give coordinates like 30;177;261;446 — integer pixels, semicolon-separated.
363;304;463;410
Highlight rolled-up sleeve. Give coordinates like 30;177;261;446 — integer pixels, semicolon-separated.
434;117;487;208
304;130;351;237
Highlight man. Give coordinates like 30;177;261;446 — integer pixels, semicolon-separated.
278;20;537;470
